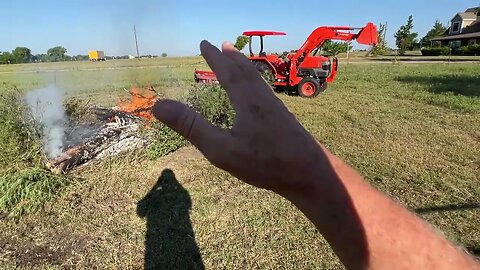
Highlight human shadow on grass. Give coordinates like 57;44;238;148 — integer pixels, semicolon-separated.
138;164;369;269
137;169;204;270
415;203;480;258
395;75;480;97
415;203;480;214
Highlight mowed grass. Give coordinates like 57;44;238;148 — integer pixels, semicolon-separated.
0;59;479;269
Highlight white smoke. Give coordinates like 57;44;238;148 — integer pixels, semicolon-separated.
24;85;67;158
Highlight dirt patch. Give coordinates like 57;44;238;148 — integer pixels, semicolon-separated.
0;228;88;268
0;236;65;267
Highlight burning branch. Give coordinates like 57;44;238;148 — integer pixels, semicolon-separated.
116;86;158;120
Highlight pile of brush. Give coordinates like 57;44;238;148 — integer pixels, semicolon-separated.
46;106;148;173
24;85;158;174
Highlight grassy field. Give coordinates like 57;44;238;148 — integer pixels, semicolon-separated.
0;59;479;269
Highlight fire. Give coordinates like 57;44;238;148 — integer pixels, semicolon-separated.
116;86;157;120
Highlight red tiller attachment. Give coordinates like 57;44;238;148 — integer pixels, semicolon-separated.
194;69;218;84
355;22;378;46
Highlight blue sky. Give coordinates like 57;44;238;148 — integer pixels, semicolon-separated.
1;1;479;56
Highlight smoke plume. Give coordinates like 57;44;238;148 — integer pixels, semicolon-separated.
24;85;67;158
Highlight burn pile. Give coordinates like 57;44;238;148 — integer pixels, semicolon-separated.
25;85;159;174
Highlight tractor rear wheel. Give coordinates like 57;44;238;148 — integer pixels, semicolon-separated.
253;62;275;86
297;78;327;98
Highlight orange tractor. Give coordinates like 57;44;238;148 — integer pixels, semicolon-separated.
195;22;378;98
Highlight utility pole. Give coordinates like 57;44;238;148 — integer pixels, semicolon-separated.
134;24;140;59
383;22;388;47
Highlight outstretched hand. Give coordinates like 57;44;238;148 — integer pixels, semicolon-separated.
152;40;480;270
152;41;323;195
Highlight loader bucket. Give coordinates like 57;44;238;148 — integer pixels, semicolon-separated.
356;22;378;46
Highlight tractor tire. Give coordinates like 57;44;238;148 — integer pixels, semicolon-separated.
297;78;327;98
253;61;275;86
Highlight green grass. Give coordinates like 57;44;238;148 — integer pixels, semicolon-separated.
0;59;479;269
0;168;69;217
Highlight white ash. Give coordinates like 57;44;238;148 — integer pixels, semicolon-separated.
95;123;147;160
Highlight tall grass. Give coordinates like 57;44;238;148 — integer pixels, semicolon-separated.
0;168;69;217
0;88;44;169
0;87;71;217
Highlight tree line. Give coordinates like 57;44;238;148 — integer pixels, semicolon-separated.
0;46;168;65
0;46;78;64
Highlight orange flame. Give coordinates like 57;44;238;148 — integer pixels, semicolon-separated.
116;86;157;120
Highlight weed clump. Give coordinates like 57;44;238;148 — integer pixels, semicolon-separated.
0;168;69;217
145;121;187;160
187;84;235;129
145;84;234;159
0;89;43;170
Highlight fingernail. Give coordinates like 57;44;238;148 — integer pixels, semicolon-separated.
200;40;211;47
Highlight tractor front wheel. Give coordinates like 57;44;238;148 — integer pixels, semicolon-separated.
297;78;327;98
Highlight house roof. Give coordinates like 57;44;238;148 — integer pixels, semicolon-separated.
430;32;480;41
457;12;478;20
462;18;480;34
465;7;479;13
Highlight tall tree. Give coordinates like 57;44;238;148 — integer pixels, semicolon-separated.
421;20;447;46
370;23;388;56
234;35;250;51
394;16;418;55
47;46;67;62
12;47;32;63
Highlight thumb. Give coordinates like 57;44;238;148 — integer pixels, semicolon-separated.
152;99;231;161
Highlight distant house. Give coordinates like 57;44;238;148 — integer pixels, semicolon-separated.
430;7;480;47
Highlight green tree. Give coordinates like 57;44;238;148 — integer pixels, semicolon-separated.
421;20;447;46
34;54;48;62
321;40;351;56
0;52;14;65
161;53;167;57
12;47;32;63
370;23;388;56
394;15;418;55
47;46;67;62
234;35;250;51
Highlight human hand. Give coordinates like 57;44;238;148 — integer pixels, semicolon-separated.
153;41;325;195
